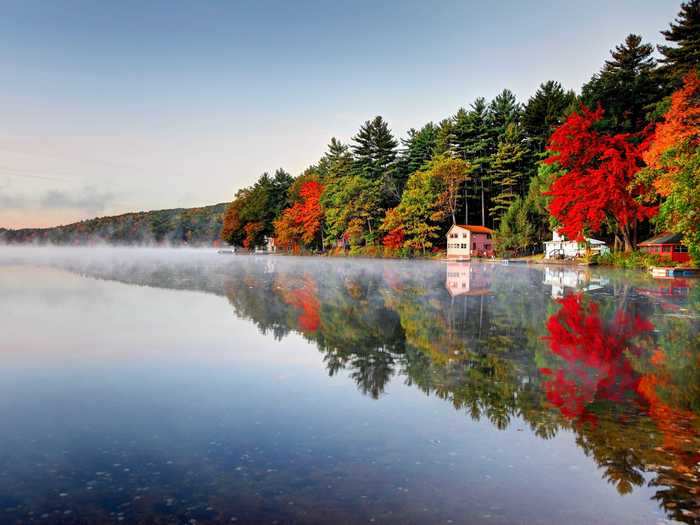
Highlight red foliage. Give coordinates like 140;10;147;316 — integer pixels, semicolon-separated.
545;106;656;243
382;227;405;249
540;293;654;423
279;275;320;333
274;180;324;249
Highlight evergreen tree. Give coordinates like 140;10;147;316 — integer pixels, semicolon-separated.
523;81;576;152
488;89;521;140
434;117;458;157
658;0;700;81
397;123;438;180
490;124;529;224
458;98;491;225
582;34;663;132
351;116;398;180
318;138;353;181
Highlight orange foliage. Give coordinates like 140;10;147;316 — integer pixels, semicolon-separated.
274;180;324;250
644;71;700;196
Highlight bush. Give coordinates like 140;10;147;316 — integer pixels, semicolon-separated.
596;250;670;269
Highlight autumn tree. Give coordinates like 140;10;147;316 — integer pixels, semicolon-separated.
643;71;700;262
545;106;656;251
274;173;325;251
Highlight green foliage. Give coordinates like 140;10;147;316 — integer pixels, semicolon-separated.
596;250;666;269
490;123;529;223
523;80;577;152
494;161;560;255
322;175;384;247
658;0;700;82
581;34;665;132
657;148;700;264
351;115;398;181
380;160;448;254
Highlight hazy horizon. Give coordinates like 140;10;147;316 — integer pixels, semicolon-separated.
0;0;680;229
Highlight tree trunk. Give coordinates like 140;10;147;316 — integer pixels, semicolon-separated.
464;184;469;225
480;179;485;227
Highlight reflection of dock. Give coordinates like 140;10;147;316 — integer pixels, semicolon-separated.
543;267;609;298
445;262;493;297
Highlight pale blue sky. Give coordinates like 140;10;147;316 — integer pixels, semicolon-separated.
0;0;681;228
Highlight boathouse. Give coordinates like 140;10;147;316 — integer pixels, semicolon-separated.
639;232;690;263
446;225;495;260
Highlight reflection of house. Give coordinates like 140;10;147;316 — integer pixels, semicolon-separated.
639;232;690;264
445;262;493;297
543;267;608;298
446;225;495;260
544;231;609;259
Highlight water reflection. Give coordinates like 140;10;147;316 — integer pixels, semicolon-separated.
1;249;699;523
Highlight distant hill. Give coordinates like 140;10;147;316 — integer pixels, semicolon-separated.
0;203;228;246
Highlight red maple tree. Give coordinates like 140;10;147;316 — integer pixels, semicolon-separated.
274;180;324;250
545;106;656;251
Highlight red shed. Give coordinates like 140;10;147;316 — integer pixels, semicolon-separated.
639;232;690;263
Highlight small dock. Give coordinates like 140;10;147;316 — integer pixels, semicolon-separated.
650;266;700;278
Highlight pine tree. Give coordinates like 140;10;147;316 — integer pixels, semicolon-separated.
318;137;353;181
434;117;458;157
582;34;663;132
490;124;529;224
457;98;491;225
523;81;576;152
658;0;700;81
351;116;398;180
488;89;521;140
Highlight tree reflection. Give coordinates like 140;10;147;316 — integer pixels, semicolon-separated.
47;255;700;523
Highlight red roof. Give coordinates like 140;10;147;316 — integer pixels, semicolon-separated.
452;224;495;234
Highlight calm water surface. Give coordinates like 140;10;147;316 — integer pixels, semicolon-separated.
1;247;699;525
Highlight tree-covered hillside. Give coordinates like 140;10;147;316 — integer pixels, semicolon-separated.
0;203;227;245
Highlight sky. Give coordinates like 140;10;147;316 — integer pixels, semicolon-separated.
0;0;682;229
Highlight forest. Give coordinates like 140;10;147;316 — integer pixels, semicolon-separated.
220;0;700;263
0;203;227;245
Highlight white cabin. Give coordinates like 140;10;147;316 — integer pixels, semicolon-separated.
544;231;609;259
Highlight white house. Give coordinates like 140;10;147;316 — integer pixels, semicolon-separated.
446;225;495;260
544;231;609;259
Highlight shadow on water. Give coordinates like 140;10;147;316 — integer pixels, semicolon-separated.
1;247;700;523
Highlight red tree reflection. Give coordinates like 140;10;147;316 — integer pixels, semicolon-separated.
278;274;321;333
540;293;654;423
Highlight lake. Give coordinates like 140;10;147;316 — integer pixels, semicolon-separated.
1;247;698;524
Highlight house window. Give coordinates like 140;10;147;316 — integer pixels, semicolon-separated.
472;242;476;249
485;244;490;250
674;245;688;253
486;234;492;240
463;233;468;238
662;245;672;252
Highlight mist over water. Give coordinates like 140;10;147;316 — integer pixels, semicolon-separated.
1;247;698;524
